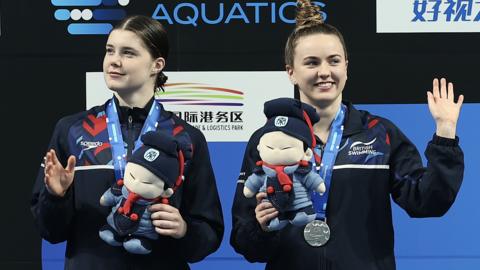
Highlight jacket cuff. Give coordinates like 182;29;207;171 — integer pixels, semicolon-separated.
253;221;278;240
432;134;459;146
43;186;72;202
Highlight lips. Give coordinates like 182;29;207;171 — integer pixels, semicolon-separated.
108;71;125;78
314;81;335;90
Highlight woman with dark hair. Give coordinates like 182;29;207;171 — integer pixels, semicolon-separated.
31;15;224;270
230;1;464;269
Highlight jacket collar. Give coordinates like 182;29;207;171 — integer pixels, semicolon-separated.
112;95;155;124
342;101;366;137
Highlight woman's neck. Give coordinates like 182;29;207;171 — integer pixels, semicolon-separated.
303;97;342;143
114;87;154;108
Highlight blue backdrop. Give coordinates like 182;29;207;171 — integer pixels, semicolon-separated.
42;104;480;270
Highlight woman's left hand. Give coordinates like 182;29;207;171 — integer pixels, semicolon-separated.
149;203;187;239
427;78;464;139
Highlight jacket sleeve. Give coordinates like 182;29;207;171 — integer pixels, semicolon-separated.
176;128;224;263
387;119;464;218
30;117;75;243
230;129;281;262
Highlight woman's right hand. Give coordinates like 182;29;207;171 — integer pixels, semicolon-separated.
255;192;279;232
44;149;76;197
427;78;464;139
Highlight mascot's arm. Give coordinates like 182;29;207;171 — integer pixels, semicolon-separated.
244;172;265;198
100;188;118;207
300;170;326;194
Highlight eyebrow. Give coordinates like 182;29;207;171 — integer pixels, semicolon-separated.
328;54;342;58
121;46;139;52
129;172;136;179
105;44;139;53
304;54;342;60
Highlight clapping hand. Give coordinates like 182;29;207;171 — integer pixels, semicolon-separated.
44;149;76;197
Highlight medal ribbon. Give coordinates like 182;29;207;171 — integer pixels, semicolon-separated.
106;97;162;181
312;104;346;220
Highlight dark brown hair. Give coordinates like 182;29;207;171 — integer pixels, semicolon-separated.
112;15;169;92
285;0;348;67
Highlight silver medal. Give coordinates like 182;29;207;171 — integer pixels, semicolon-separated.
303;220;330;247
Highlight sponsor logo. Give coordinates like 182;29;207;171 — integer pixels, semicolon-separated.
52;1;329;35
412;0;480;22
152;1;327;27
159;83;244;106
377;0;480;33
80;140;103;150
86;71;293;142
51;0;129;35
159;82;245;132
78;140;104;159
144;149;160;162
274;116;289;127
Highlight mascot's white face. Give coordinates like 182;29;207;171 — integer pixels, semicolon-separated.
123;162;173;199
257;131;313;165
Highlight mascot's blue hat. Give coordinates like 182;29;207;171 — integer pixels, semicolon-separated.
262;98;319;147
128;131;180;189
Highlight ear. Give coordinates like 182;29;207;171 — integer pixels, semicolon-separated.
303;148;313;161
162;187;174;198
285;65;296;85
151;57;166;75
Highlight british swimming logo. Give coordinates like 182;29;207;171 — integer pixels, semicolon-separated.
348;138;384;162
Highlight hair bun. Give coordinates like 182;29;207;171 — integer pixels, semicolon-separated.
155;72;168;92
157;72;168;85
296;0;324;28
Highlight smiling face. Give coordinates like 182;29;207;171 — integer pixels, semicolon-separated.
103;29;164;96
257;131;312;165
286;33;348;107
123;162;165;199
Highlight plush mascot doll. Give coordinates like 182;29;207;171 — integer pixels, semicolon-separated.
243;98;326;231
99;130;186;254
